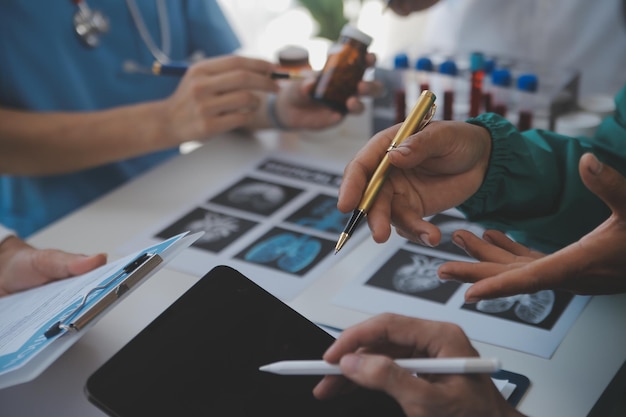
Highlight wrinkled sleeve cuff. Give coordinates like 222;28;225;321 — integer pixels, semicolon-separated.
459;114;521;217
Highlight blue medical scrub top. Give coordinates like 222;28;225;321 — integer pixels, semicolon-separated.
0;1;240;236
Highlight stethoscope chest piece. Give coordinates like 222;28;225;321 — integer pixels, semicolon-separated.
73;1;109;48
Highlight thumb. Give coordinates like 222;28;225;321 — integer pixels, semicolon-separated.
388;130;432;168
579;153;626;217
34;250;107;278
339;353;427;399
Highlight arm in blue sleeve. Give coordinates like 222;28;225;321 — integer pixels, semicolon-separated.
186;0;241;56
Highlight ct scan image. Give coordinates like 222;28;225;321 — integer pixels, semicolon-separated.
462;290;574;330
209;177;303;217
365;249;462;304
234;227;335;276
285;194;357;234
156;207;258;253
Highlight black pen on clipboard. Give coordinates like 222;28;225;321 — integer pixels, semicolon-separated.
44;252;163;338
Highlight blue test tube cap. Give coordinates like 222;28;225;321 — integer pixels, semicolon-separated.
517;73;539;92
393;53;410;69
491;68;512;87
469;52;485;71
438;59;458;76
415;56;434;72
484;58;496;74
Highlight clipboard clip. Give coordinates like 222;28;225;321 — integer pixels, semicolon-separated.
44;252;161;339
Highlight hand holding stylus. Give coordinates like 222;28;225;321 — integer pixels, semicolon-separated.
313;313;524;417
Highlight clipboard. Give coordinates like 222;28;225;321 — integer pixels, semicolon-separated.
0;231;202;390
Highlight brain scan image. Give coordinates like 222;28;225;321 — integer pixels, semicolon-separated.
227;182;286;211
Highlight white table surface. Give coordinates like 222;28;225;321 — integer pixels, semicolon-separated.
1;120;625;417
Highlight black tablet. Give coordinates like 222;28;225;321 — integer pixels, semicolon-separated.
85;265;405;417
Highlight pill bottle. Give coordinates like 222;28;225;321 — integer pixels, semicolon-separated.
276;45;311;73
310;25;373;114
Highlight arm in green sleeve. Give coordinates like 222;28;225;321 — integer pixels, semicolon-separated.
457;86;626;253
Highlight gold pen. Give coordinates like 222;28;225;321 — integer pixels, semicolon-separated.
335;90;437;253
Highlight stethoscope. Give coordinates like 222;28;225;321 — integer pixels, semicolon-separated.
72;0;109;48
72;0;173;67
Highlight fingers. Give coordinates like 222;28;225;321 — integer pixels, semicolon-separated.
185;56;280;97
365;184;394;243
67;253;108;276
312;374;353;400
357;79;385;99
395;218;442;247
323;313;477;363
338;125;402;213
337;353;430;402
190;55;277;80
345;96;365;114
463;252;571;301
388;0;440;15
449;230;540;263
33;250;107;279
579;153;626;218
481;230;545;259
438;260;520;284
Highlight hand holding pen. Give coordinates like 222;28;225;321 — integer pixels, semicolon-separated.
336;103;493;249
152;54;382;134
335;90;436;253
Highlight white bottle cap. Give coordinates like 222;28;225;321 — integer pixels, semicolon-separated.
340;25;373;46
555;111;602;138
577;94;615;119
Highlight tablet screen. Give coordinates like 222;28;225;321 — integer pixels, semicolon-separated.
85;265;405;417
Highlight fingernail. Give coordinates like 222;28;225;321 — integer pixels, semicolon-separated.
587;154;603;175
438;271;452;281
465;292;479;303
340;354;362;373
452;234;465;249
419;233;433;247
393;145;410;156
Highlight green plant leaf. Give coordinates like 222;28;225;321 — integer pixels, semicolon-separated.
297;0;348;41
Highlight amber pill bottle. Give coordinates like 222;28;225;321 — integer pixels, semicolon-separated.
310;25;372;114
277;45;312;73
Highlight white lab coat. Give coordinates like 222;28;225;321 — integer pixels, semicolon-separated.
416;0;626;96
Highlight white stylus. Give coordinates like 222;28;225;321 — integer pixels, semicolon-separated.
259;357;501;375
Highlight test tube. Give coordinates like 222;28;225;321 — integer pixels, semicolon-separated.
439;59;458;121
393;53;410;123
482;57;496;112
415;56;434;93
516;73;538;131
490;68;512;117
469;52;485;117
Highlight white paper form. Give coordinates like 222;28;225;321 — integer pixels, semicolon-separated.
119;153;370;301
0;232;199;389
332;212;590;358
